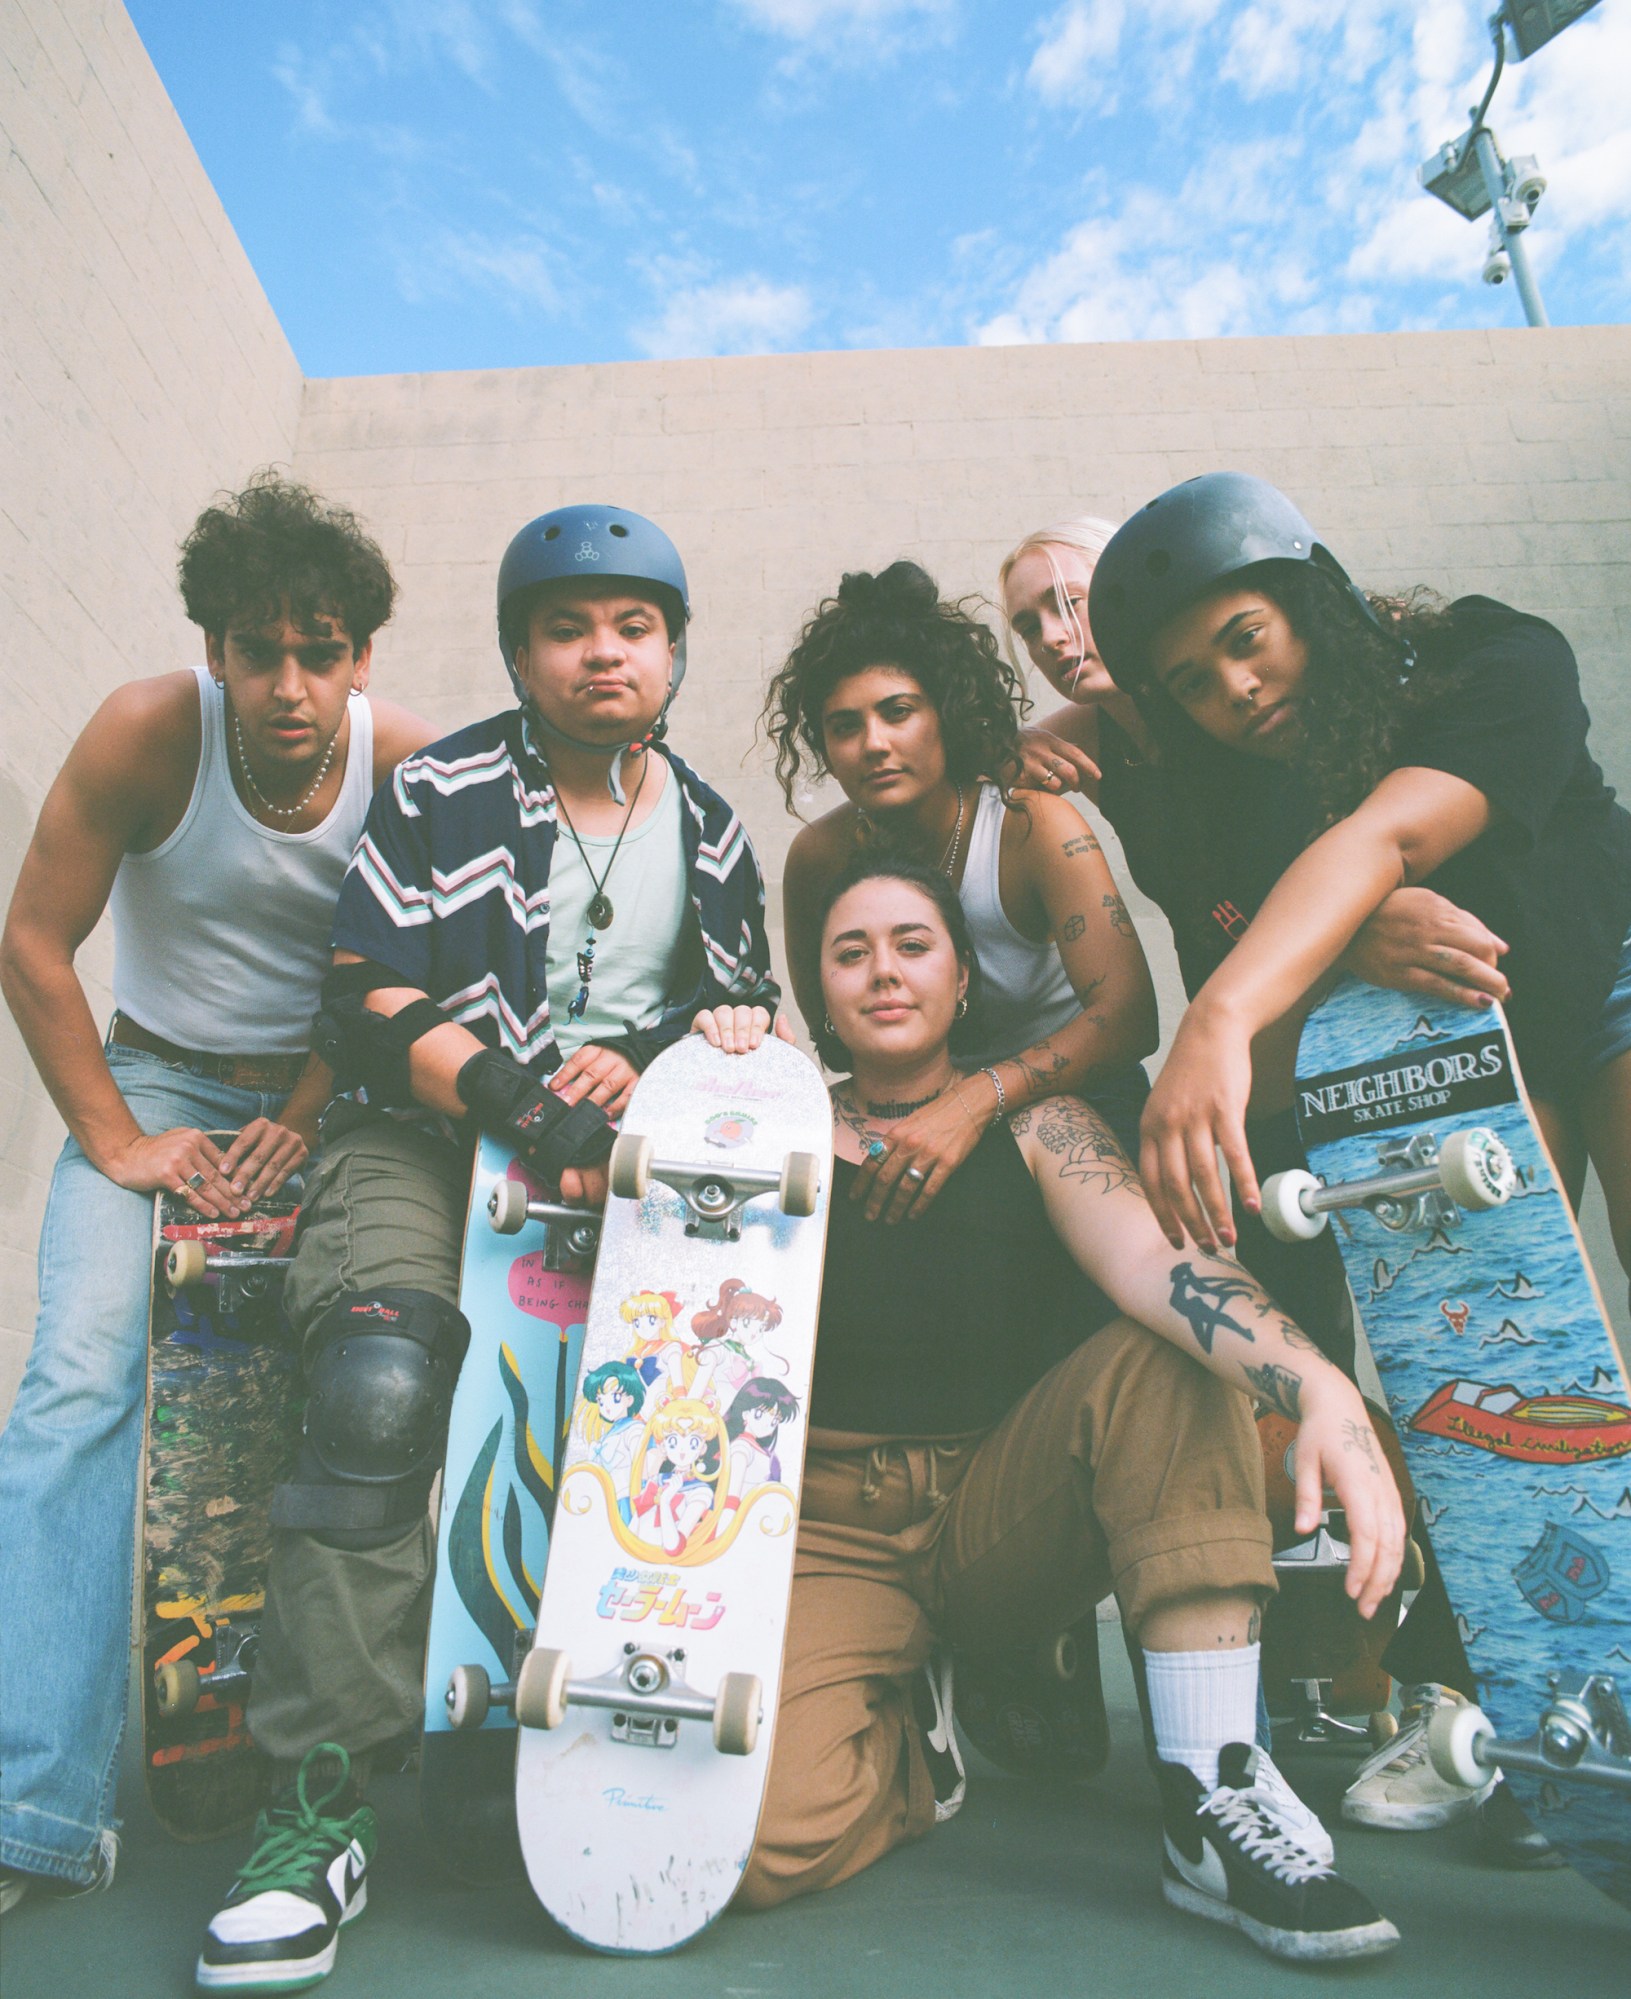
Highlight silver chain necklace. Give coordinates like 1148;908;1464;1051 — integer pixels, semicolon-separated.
937;783;967;878
232;711;339;820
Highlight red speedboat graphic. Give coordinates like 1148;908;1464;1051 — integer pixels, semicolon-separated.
1411;1378;1631;1464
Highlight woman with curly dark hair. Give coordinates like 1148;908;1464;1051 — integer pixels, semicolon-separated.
765;560;1157;1219
1087;473;1631;1313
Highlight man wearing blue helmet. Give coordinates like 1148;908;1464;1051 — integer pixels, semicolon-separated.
195;505;779;1995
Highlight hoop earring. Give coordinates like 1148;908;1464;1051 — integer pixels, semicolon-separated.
954;996;968;1018
822;1013;836;1036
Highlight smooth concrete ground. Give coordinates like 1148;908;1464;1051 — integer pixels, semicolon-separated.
3;1641;1626;1999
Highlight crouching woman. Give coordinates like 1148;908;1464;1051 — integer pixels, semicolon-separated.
697;857;1404;1963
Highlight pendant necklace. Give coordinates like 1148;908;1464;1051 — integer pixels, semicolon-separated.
554;753;649;1021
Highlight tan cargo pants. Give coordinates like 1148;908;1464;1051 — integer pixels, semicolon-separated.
740;1317;1274;1909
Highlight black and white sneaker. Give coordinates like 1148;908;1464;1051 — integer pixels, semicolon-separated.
1159;1745;1399;1963
196;1744;375;1992
913;1650;967;1823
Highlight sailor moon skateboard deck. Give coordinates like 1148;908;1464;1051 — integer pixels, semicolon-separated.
442;1035;831;1952
139;1143;303;1841
420;1136;597;1882
1264;978;1631;1910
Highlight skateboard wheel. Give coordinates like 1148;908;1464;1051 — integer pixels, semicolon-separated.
1037;1631;1079;1683
778;1151;821;1217
446;1663;490;1730
608;1134;652;1202
165;1240;209;1290
1401;1537;1426;1591
713;1672;762;1757
1438;1128;1517;1212
487;1180;530;1235
1259;1170;1327;1243
515;1645;570;1730
1427;1699;1494;1789
155;1658;200;1718
1368;1709;1399;1749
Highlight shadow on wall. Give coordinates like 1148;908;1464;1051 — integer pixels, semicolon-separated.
0;765;47;1189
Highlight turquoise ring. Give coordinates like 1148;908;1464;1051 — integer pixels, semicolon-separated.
866;1138;888;1161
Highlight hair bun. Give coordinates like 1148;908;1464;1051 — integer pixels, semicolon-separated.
836;560;940;612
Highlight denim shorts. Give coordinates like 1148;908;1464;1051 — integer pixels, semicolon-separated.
1576;925;1631;1077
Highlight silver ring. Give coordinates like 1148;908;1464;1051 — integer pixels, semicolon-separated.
903;1165;926;1184
185;1171;206;1190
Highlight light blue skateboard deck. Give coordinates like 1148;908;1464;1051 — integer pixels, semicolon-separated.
1294;978;1630;1911
419;1136;593;1879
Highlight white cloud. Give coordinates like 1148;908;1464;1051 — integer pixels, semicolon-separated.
633;276;813;358
398;228;562;313
726;0;952;35
1026;0;1126;111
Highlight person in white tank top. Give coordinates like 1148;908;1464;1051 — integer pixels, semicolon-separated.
768;559;1159;1222
0;475;433;1905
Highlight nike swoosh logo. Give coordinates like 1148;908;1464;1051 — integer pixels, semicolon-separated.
1165;1832;1228;1899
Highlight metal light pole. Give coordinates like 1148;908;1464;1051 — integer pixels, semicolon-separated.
1416;0;1605;328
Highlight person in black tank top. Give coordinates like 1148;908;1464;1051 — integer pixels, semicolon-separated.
690;858;1405;1963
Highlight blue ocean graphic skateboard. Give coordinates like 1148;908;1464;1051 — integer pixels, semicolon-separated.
418;1135;598;1881
1264;979;1631;1912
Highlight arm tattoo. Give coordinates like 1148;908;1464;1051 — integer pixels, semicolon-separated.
1060;913;1086;943
1009;1040;1071;1094
1027;1097;1144;1197
1006;1104;1034;1137
1244;1360;1303;1422
1341;1419;1381;1474
1103;892;1133;938
1074;975;1106;1010
1167;1262;1258;1354
1063;833;1101;858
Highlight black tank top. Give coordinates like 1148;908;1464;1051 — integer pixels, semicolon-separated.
811;1121;1118;1435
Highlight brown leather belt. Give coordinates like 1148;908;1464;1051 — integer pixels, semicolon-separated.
109;1013;308;1094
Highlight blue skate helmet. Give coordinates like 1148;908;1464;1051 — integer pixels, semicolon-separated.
497;504;691;742
1088;472;1383;694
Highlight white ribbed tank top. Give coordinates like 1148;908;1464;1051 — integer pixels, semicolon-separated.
956;783;1080;1067
109;666;374;1054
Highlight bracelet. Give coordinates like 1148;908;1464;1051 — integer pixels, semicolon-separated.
982;1065;1006;1115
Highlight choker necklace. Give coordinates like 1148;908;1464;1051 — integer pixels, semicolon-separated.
232;711;339;820
937;784;966;878
554;753;650;1020
863;1083;947;1120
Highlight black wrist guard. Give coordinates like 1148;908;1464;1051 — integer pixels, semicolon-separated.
455;1048;615;1180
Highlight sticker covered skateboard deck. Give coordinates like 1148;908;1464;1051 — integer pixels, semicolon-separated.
139;1145;303;1842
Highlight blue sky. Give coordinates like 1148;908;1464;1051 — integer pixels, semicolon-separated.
127;0;1631;377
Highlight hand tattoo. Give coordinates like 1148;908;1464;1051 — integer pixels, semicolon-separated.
1244;1360;1303;1422
1168;1263;1258;1354
1341;1419;1381;1474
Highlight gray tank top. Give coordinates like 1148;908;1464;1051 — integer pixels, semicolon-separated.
108;666;374;1054
956;783;1080;1066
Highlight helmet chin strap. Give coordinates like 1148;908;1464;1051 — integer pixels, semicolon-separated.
520;671;676;801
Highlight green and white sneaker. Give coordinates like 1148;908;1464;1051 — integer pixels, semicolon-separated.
1341;1684;1495;1830
196;1744;376;1992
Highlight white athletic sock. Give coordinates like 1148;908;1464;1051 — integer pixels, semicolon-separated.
1144;1643;1261;1791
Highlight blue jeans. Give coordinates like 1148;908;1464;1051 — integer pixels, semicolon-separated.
0;1046;289;1884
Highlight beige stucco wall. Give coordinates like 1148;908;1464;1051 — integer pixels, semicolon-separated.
0;0;302;1405
3;0;1629;1415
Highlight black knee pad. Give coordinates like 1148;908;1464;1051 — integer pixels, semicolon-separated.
271;1287;470;1551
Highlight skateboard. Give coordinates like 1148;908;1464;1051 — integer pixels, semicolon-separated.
1257;1400;1420;1749
1263;977;1631;1910
139;1141;303;1841
444;1034;832;1952
419;1136;597;1882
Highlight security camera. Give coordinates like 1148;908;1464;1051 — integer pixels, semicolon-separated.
1483;247;1512;286
1507;156;1547;208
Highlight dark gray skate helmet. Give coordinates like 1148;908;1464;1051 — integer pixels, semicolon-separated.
1088;472;1380;692
497;503;690;741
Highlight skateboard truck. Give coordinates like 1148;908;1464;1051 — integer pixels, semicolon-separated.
154;1618;258;1718
1260;1127;1517;1243
163;1240;293;1295
451;1642;763;1756
607;1133;821;1242
1429;1671;1631;1797
485;1186;601;1266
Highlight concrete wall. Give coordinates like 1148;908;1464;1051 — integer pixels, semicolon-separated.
0;0;302;1402
3;0;1630;1415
